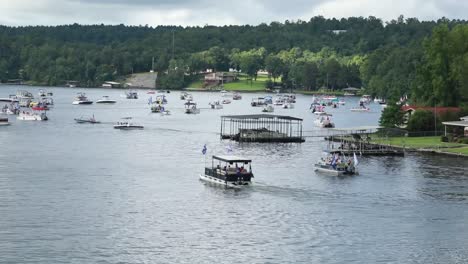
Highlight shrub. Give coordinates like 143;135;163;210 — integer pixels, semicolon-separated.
406;110;436;132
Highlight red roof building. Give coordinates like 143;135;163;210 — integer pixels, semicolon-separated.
401;106;461;115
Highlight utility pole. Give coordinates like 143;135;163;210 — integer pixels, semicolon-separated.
434;98;437;137
172;30;175;61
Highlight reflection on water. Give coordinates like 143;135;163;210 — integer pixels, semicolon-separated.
1;85;468;263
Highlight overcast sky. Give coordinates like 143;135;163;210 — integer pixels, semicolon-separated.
0;0;467;26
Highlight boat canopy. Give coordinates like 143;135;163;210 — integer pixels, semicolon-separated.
212;155;251;163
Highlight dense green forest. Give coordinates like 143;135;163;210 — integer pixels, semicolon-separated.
0;16;468;107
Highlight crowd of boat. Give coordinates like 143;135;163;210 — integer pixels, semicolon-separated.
1;87;388;188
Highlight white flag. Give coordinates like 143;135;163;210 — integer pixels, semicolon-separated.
353;152;359;166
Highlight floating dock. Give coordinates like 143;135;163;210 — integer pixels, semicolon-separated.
220;114;305;143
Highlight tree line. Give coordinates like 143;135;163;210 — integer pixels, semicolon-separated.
0;16;468;107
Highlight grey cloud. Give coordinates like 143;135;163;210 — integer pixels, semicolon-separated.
0;0;468;26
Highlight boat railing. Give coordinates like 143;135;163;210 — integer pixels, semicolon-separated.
205;167;252;178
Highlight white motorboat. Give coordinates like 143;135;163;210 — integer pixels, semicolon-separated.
350;106;370;112
114;119;144;130
350;107;370;112
283;94;296;103
233;93;242;100
185;101;200;114
155;95;167;105
310;104;325;114
18;98;32;107
1;103;20;115
338;99;346;105
96;96;116;104
314;152;358;176
274;97;285;106
72;93;93;105
220;90;230;97
199;155;254;189
282;103;294;109
38;89;47;97
209;101;223;109
360;95;372;104
222;99;231;104
16;90;34;99
374;97;384;103
151;103;166;113
251;97;266;107
0;117;10;126
351;101;370;112
125;90;138;99
314;113;335;128
0;95;19;103
17;111;48;121
114;123;144;130
262;105;274;113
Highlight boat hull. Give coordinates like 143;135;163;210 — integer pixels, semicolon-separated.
314;164;356;176
350;108;370;112
75;119;100;124
96;100;116;104
17;114;47;121
73;101;93;105
114;125;144;130
199;174;250;189
185;109;200;114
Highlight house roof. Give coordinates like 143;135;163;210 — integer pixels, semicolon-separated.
401;106;461;114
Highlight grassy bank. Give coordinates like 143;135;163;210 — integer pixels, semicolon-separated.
187;73;268;92
370;136;468;156
373;136;463;149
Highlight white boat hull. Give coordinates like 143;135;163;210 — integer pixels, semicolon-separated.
314;120;335;128
17;114;47;121
96;100;116;104
199;174;250;189
350;108;370;112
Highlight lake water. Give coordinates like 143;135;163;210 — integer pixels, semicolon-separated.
1;85;468;263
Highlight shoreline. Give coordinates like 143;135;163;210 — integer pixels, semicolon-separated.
1;83;356;96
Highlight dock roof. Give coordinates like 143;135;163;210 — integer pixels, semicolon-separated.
221;114;303;121
331;126;382;131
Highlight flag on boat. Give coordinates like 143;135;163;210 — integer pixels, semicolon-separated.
148;96;152;105
331;154;337;166
353;152;359;166
202;144;207;155
226;144;233;153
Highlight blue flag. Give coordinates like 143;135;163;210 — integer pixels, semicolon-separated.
202;144;207;155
